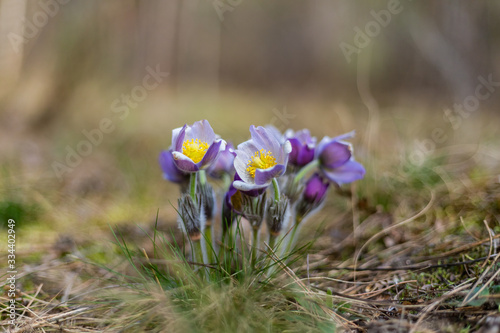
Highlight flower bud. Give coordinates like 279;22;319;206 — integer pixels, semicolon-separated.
296;173;329;221
242;191;267;231
178;194;201;241
286;129;316;167
197;181;216;225
266;195;290;236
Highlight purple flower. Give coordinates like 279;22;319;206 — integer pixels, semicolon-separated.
159;149;189;183
171;120;225;173
286;129;316;167
296;173;330;220
303;173;329;205
233;126;292;192
207;143;236;179
315;131;365;185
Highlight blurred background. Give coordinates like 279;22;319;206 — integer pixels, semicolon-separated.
0;0;499;246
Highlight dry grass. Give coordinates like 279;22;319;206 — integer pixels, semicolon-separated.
1;89;500;332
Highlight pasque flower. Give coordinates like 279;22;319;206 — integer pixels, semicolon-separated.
233;126;292;192
171;120;225;173
302;173;329;205
296;173;330;221
159;149;189;184
286;129;316;167
315;131;365;185
207;143;236;179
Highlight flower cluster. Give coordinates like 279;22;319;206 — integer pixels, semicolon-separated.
159;120;365;266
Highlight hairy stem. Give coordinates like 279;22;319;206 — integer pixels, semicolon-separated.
251;227;260;267
272;178;280;203
199;170;207;186
189;173;197;203
293;160;319;185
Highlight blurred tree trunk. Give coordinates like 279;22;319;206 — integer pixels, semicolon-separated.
0;0;27;96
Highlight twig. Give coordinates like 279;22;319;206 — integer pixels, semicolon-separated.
12;307;91;333
480;220;495;269
410;283;473;333
318;254;497;272
415;234;500;261
353;191;435;280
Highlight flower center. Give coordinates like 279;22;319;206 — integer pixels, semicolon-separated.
182;139;209;163
246;149;277;178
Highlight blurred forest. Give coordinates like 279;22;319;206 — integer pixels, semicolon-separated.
0;0;499;234
1;1;499;126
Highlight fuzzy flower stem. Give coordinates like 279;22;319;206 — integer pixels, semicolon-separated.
283;214;303;257
193;239;203;264
198;170;212;261
189;173;197;204
251;227;259;267
193;239;208;279
293;160;319;185
268;233;278;250
272;178;280;203
222;173;231;191
203;223;214;264
199;170;207;186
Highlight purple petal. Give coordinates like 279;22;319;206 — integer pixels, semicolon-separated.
234;141;259;183
319;141;352;169
283;140;292;155
298;146;315;166
232;172;267;197
172;152;200;172
250;126;281;159
264;125;286;144
187;119;216;143
288;138;301;161
159;150;187;183
198;139;223;169
332;130;355;142
174;125;187;152
322;160;365;185
303;173;329;204
208;143;236;178
172;127;182;149
289;138;315;167
233;180;269;192
295;129;315;145
254;164;286;185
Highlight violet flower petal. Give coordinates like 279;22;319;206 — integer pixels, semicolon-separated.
303;173;329;204
250;126;281;160
254;164;285;185
198;139;224;169
172;152;200;172
322;160;365;185
187;119;216;143
174;124;187;152
233;180;269;192
234;141;259;183
159;150;187;183
319;141;352;169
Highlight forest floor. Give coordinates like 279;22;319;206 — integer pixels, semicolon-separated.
1;90;499;332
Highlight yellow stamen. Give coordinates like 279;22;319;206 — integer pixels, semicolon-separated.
182;138;209;163
246;149;277;178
